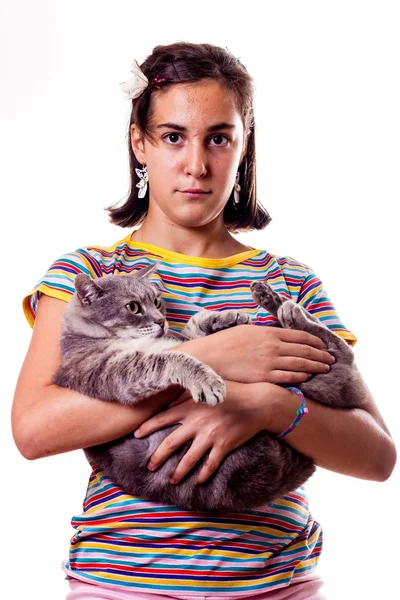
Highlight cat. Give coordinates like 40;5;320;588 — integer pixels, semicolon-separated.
54;263;365;512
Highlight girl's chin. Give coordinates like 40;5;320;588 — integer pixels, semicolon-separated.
168;207;224;228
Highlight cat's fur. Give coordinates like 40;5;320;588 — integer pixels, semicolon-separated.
54;264;365;512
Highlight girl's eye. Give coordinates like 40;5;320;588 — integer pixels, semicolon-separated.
210;134;229;147
164;133;182;145
154;297;162;309
163;133;229;146
125;301;141;314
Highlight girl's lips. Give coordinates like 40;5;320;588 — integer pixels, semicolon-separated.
179;190;211;199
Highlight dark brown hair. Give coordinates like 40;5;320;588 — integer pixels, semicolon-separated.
107;42;271;232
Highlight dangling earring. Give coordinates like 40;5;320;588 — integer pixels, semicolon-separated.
135;164;148;198
233;171;241;206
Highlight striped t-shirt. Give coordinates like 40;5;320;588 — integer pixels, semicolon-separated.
23;234;356;596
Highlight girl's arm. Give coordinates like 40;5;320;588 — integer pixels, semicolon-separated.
257;384;396;482
135;332;396;484
135;380;396;485
13;296;334;460
12;294;183;460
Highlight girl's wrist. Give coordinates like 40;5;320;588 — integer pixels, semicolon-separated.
220;381;296;436
276;388;308;438
263;383;308;435
169;337;222;373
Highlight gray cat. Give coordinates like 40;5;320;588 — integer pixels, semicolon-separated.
54;264;364;512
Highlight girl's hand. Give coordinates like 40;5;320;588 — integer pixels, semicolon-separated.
134;382;274;485
174;324;335;385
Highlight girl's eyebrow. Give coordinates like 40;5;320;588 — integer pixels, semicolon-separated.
156;122;236;132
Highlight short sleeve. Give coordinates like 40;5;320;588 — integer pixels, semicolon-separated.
22;248;103;328
298;269;357;346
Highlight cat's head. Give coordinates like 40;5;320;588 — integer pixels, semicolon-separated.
65;263;168;340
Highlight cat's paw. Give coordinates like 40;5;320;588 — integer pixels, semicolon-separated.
250;281;284;316
279;302;309;329
189;368;226;407
186;309;250;336
209;310;251;332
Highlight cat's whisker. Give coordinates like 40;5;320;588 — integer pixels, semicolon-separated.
138;325;163;338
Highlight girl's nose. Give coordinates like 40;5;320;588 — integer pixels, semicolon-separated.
185;143;207;178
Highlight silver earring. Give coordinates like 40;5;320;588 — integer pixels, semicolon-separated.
135;164;148;198
233;171;241;206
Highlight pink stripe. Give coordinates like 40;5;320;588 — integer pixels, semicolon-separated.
65;573;325;599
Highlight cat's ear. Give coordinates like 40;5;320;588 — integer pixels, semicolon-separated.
74;274;103;306
137;262;159;279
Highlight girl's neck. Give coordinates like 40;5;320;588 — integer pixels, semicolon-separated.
130;220;251;259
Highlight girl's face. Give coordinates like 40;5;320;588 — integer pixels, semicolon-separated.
130;80;247;230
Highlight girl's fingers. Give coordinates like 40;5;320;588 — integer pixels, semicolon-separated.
275;355;332;375
195;447;226;485
269;370;312;385
279;329;327;350
280;341;335;364
147;424;190;471
134;405;184;438
169;441;212;484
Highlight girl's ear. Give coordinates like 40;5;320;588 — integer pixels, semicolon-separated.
130;124;146;164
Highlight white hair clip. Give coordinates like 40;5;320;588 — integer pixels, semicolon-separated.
120;59;149;100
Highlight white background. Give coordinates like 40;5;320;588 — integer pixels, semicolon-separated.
1;1;399;598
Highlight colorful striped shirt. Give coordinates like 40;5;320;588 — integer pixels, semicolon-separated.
23;234;356;596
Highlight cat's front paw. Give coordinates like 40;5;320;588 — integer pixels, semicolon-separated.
209;310;251;332
187;309;250;336
250;281;284;317
279;302;308;329
189;367;226;407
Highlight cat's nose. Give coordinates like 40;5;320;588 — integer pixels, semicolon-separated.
155;317;166;328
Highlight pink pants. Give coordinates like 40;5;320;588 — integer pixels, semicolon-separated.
65;574;326;600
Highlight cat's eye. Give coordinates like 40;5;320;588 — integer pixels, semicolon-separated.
125;301;141;314
154;297;162;309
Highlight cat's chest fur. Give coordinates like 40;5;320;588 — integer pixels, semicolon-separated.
107;335;179;356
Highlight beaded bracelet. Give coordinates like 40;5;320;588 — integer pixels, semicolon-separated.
276;387;309;439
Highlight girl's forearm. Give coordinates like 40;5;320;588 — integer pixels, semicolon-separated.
173;337;396;482
13;384;183;460
265;384;396;482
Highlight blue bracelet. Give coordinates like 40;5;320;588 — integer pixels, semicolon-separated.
276;387;308;439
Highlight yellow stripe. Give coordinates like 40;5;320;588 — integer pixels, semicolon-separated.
335;329;357;346
288;528;320;553
74;540;277;560
22;284;72;328
121;235;262;268
162;284;260;296
274;497;309;515
81;568;292;587
79;519;291;537
300;285;323;305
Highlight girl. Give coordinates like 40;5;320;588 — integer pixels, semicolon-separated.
12;42;396;600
